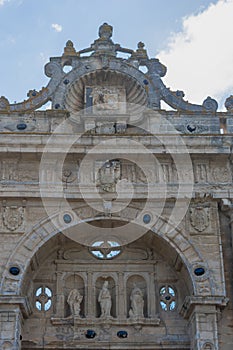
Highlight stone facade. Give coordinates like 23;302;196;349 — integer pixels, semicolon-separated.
0;23;232;350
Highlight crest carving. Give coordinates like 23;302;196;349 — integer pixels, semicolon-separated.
190;207;210;232
2;205;24;231
96;160;121;192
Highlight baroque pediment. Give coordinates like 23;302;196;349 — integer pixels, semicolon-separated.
0;23;223;119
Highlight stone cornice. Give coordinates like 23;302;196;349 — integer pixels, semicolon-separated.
180;295;229;319
0;296;32;318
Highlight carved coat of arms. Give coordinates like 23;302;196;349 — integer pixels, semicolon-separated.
3;206;24;231
97;160;121;192
190;207;209;232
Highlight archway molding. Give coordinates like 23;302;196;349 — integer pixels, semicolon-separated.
1;204;210;296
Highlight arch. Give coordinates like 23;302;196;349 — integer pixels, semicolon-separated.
0;205;210;296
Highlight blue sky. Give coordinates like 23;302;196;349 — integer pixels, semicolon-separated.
0;0;232;110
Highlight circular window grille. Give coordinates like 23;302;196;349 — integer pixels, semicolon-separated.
159;285;176;311
35;286;52;311
90;240;121;259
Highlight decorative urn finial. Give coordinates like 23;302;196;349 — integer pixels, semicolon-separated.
98;23;113;40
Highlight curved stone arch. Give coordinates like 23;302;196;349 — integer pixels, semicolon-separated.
1;205;210;296
93;272;118;286
62;271;87;285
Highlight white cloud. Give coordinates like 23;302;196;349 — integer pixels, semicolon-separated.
0;0;9;6
157;0;233;110
51;23;62;32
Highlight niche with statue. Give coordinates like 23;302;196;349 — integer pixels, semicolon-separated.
126;275;147;318
95;277;116;318
64;274;85;318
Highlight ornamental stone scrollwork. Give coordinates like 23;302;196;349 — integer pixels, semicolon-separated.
2;200;26;232
190;206;210;232
0;23;219;115
202;96;218;111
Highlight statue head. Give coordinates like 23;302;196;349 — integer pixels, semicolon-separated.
103;280;109;288
98;23;113;40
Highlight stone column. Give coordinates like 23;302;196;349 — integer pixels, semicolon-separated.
148;272;156;318
220;199;233;253
117;272;125;319
181;296;228;350
227;210;233;254
0;296;31;350
55;272;65;318
87;271;93;317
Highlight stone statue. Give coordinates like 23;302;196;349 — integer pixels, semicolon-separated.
67;289;83;317
129;284;144;318
98;281;112;318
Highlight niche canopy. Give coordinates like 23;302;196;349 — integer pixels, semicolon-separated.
0;22;220;114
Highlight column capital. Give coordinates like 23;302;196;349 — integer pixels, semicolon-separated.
0;295;32;318
180;295;229;319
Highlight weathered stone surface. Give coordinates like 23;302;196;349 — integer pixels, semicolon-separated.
0;23;232;350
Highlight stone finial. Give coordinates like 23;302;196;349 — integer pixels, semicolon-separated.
202;96;218;112
0;96;10;112
62;40;77;57
131;41;148;60
224;95;233;111
98;22;113;40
